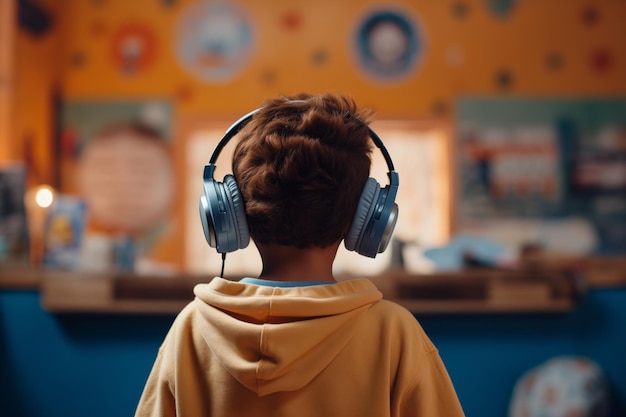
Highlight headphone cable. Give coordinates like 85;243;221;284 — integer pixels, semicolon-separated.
220;252;226;278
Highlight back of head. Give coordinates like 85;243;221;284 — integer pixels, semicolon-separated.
232;93;375;249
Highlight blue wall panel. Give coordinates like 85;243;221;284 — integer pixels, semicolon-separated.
1;288;625;417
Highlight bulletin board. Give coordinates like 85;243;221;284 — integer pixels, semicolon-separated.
56;99;181;267
455;98;626;255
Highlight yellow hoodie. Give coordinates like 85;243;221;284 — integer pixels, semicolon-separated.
134;277;465;417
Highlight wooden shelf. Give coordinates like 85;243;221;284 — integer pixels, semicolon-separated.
40;272;205;314
381;268;579;315
0;266;42;289
6;268;578;315
0;265;589;314
395;298;575;314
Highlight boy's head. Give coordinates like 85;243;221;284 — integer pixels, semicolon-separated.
232;93;375;249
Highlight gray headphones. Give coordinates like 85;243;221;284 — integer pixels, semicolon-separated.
199;106;399;258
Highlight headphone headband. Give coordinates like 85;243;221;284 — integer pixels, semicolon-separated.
209;108;261;165
207;106;396;180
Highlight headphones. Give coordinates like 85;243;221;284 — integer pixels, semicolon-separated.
199;104;399;258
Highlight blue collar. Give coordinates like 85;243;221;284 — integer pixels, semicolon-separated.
239;277;336;287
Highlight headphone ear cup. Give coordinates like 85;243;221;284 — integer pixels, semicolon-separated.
199;173;250;254
344;178;380;253
199;193;214;247
223;174;250;250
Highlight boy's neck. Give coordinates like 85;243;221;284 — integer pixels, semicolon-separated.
255;242;340;283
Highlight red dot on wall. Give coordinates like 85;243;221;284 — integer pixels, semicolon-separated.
176;84;194;102
589;48;614;73
280;11;302;31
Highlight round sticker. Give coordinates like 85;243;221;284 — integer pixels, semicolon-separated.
111;22;157;75
353;9;424;81
175;2;255;82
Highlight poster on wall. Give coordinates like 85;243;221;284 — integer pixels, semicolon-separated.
456;98;626;255
58;99;175;269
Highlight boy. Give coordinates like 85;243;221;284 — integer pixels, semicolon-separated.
134;93;465;417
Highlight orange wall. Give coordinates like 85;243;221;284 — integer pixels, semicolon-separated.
10;0;626;177
57;0;626;112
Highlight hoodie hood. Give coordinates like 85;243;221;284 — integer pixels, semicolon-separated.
193;278;382;396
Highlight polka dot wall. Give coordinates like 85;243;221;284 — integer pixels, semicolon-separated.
47;0;625;117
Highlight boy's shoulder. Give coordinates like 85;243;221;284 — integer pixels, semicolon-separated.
368;298;436;346
371;297;418;319
366;298;425;329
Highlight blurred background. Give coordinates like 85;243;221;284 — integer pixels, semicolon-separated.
0;0;625;416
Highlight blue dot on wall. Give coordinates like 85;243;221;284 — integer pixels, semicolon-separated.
485;0;524;17
353;8;425;81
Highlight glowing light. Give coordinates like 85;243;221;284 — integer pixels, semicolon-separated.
35;186;54;208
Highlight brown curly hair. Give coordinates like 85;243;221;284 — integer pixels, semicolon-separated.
232;93;375;248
